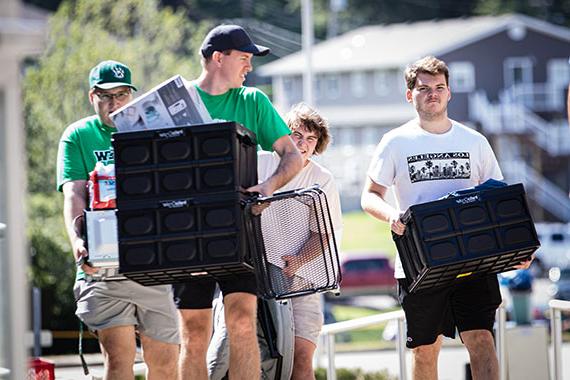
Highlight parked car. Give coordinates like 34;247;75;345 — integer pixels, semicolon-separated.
533;223;570;277
548;267;570;301
336;252;397;298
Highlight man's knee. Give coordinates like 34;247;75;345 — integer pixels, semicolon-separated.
293;350;313;373
224;294;257;337
179;310;212;344
98;326;137;367
412;342;440;364
142;343;179;377
463;330;496;358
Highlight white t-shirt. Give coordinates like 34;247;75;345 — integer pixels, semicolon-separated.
367;119;503;278
258;151;343;232
257;151;343;268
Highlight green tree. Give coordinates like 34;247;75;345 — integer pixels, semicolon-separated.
24;0;207;347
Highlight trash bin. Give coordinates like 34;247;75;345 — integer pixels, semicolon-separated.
502;269;533;325
510;290;532;325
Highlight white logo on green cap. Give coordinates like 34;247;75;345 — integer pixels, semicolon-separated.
112;66;125;79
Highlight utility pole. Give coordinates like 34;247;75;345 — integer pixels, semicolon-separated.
301;0;314;106
327;0;347;38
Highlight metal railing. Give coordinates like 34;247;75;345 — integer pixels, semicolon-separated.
501;160;570;222
319;309;406;380
319;305;510;380
469;90;570;156
549;299;570;380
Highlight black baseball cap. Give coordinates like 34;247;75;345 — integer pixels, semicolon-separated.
200;24;270;58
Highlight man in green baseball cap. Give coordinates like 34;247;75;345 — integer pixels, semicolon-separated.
86;60;138;128
57;60;180;379
89;60;138;91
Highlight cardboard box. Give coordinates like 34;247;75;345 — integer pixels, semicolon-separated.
110;75;212;131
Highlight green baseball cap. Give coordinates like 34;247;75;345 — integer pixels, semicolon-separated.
89;60;137;91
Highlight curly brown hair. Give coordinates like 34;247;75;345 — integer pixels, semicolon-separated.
404;56;449;90
285;103;331;155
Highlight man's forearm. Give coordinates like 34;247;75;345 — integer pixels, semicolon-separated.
361;190;397;224
62;182;88;249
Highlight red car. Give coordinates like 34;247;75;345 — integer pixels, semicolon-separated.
338;252;397;297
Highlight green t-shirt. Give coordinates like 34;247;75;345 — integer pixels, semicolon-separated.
57;115;115;192
194;84;290;151
57;115;116;280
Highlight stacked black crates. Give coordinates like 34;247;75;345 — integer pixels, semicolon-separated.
112;122;257;286
394;184;540;293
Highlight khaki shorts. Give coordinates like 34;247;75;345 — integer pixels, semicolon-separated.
291;293;324;345
73;280;180;344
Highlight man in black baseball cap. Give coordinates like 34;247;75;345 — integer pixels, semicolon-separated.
200;24;270;58
174;25;303;380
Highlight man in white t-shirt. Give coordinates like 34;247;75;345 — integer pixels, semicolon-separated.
258;103;342;380
361;56;533;380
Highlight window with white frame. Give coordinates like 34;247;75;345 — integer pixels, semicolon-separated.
449;62;475;92
350;71;366;97
325;74;340;99
315;75;323;100
374;70;390;95
336;127;356;147
282;76;294;101
504;57;533;89
362;126;380;146
547;58;570;89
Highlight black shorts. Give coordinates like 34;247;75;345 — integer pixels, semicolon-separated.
397;275;502;349
173;272;257;309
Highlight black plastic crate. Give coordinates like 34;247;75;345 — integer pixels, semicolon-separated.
393;183;540;293
117;192;254;285
112;122;257;207
245;186;341;300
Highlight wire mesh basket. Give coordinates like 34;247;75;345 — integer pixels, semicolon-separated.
245;186;341;300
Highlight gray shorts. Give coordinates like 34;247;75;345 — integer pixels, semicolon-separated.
291;293;323;345
73;280;180;344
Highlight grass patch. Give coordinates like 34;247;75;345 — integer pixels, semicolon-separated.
331;304;398;351
340;211;397;256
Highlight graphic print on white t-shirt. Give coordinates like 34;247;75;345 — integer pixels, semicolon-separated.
407;151;471;183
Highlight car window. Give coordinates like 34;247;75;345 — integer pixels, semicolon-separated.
344;259;387;272
552;233;565;242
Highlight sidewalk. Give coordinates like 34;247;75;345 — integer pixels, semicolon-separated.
325;342;570;380
50;342;570;379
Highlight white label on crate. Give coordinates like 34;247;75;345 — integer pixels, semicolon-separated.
455;195;480;205
161;199;188;208
158;129;184;139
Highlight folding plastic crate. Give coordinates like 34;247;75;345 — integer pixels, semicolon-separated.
394;183;540;293
245;186;342;300
112;122;257;207
117;192;254;285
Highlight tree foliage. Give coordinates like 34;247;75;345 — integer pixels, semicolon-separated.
25;0;209;193
23;0;208;342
